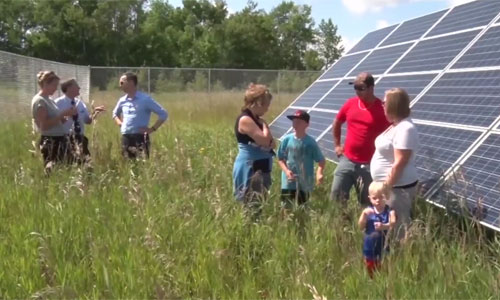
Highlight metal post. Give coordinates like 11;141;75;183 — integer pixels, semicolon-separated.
147;67;151;94
208;68;211;94
277;70;281;99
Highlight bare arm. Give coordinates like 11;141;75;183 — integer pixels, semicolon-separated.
141;119;165;134
238;116;273;147
358;208;373;229
34;106;75;131
385;149;412;187
316;160;326;185
332;118;343;156
87;105;106;124
377;210;397;231
278;159;295;181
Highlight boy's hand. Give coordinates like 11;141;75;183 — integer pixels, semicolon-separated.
316;171;324;185
285;169;296;181
363;207;375;217
374;222;383;231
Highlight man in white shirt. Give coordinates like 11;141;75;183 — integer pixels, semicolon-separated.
55;79;105;163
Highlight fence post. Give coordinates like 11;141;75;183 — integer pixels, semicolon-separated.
208;68;211;94
147;67;151;94
277;70;281;100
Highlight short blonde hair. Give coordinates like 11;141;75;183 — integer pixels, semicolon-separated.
385;88;410;120
242;83;272;111
61;78;77;93
37;70;59;88
369;181;389;199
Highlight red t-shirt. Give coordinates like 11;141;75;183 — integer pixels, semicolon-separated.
336;97;391;164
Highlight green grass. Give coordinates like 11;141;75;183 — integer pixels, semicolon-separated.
0;91;500;298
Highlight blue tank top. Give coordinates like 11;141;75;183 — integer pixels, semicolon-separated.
363;205;390;260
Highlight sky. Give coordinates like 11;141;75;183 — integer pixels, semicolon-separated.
167;0;475;51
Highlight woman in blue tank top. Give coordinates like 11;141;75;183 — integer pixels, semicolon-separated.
233;84;275;218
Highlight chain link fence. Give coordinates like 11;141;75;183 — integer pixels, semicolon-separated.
90;66;320;95
0;51;90;119
0;50;321;120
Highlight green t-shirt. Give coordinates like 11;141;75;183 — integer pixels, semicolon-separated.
278;133;325;192
31;94;66;136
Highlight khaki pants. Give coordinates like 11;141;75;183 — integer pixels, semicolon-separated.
388;185;417;241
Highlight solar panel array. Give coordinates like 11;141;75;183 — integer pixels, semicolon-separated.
270;0;500;231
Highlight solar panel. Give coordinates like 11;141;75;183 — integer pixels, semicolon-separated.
271;108;297;139
315;79;359;111
390;30;479;73
431;133;500;227
415;124;482;193
374;74;437;100
453;25;500;69
270;0;500;231
307;111;336;139
411;70;500;128
292;81;337;107
348;43;412;76
317;125;347;162
381;10;447;47
319;52;368;80
426;0;500;37
347;25;397;54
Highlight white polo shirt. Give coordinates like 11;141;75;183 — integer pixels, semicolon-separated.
55;96;91;135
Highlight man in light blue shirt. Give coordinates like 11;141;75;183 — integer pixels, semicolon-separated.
112;72;168;159
55;78;105;162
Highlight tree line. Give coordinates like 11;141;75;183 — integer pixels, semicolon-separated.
0;0;344;70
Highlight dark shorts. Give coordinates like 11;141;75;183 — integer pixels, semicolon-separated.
121;133;150;159
281;189;310;208
39;135;71;168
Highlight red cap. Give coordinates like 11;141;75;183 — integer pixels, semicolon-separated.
286;109;310;123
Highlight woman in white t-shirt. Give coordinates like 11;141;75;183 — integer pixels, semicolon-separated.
370;88;419;241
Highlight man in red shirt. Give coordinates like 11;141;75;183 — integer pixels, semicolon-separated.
330;72;391;205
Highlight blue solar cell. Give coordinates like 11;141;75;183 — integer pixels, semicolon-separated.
319;52;368;80
348;43;412;76
415;124;482;194
453;26;500;69
292;81;337;107
431;133;500;227
427;0;500;37
390;30;479;73
315;79;357;111
317;125;347;162
381;10;446;47
374;74;436;100
270;108;295;139
411;70;500;128
347;25;398;54
307;111;336;139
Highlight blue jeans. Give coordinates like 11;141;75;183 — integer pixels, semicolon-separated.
330;155;372;206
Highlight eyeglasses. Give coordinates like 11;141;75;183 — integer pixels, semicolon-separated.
354;85;368;91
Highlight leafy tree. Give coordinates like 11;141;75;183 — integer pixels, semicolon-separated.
318;18;343;69
0;0;344;71
270;1;315;69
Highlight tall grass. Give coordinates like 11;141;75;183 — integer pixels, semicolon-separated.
0;91;499;298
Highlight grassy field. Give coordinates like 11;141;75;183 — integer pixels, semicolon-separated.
0;91;499;298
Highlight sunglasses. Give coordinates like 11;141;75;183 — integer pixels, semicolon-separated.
354;85;368;91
